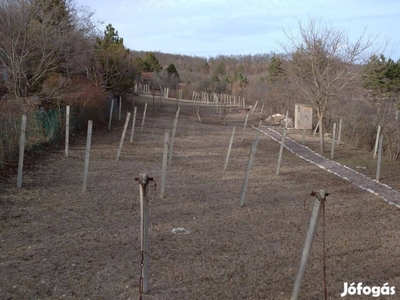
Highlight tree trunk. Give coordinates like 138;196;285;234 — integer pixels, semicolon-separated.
318;114;325;153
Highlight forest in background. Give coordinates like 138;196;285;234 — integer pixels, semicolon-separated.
1;0;400;174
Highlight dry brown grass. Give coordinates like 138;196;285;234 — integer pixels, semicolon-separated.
1;97;400;299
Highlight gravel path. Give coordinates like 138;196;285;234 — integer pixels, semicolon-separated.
259;126;400;209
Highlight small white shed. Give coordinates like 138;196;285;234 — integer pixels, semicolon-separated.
294;104;313;130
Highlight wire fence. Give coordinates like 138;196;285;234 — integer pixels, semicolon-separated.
0;101;91;171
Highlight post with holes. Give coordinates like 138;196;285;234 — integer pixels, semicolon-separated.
291;190;328;300
376;134;383;181
65;105;70;157
141;103;148;133
168;107;180;166
82;120;93;193
224;126;236;171
161;129;169;198
135;174;153;294
239;140;258;207
116;112;131;161
17;115;27;188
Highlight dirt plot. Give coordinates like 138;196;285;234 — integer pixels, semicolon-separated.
1;97;400;299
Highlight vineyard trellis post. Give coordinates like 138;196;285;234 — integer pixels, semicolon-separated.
130;106;137;143
135;173;153;294
313;120;319;136
161;129;169;198
337;118;342;145
65;106;70;157
17;115;27;188
373;125;381;159
141;103;148;133
239;140;258;207
376;134;383;181
291;190;328;300
251;101;258;113
116;112;131;161
254;120;262;146
168;107;180;166
82;120;93;193
241;114;249;142
330;122;336;160
119;96;122;121
224;126;236;171
108;99;114;130
258;102;264;120
276;111;289;175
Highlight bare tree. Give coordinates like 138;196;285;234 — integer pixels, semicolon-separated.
0;0;95;100
151;70;180;95
281;17;379;152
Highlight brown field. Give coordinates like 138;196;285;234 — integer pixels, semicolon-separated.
1;96;400;300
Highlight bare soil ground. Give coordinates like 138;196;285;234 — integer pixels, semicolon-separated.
1;96;400;300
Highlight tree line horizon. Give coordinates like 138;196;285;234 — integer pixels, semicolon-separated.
1;0;399;172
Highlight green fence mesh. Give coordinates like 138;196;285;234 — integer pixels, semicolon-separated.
1;108;63;168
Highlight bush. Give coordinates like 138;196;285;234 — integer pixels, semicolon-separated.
0;79;107;172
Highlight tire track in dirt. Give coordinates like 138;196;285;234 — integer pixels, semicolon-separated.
258;126;400;209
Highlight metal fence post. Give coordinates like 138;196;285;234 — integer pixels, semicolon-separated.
135;173;153;294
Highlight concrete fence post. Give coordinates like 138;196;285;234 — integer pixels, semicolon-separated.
161;129;169;198
65;106;70;157
373;125;381;160
141;103;148;133
241;114;249;142
82;120;93;193
130;106;137;143
239;140;258;207
168;107;180;166
116;112;131;161
108;99;114;130
330;123;336;160
376;134;383;181
291;190;328;300
17;115;27;188
224;126;236;171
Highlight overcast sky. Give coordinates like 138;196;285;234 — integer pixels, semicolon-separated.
74;0;400;59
